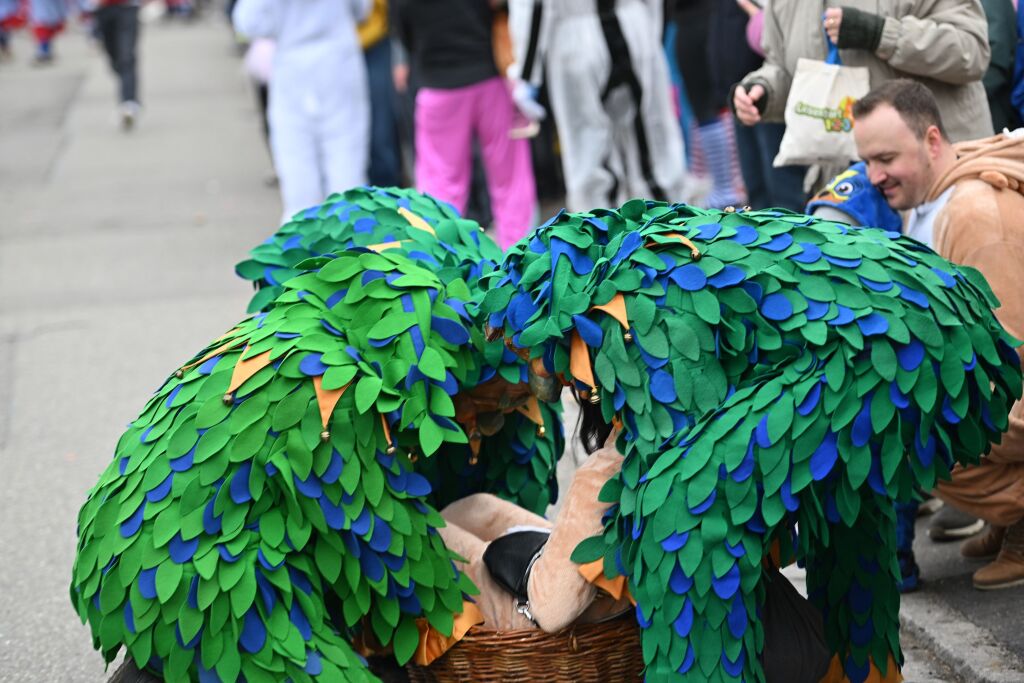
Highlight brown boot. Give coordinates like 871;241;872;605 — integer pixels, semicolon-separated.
973;520;1024;590
961;525;1006;560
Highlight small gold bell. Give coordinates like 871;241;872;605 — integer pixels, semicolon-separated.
724;206;736;213
589;392;601;404
320;431;331;443
386;444;397;455
222;393;233;405
174;369;184;379
537;426;546;437
623;331;633;342
742;205;752;212
408;451;419;463
468;454;479;465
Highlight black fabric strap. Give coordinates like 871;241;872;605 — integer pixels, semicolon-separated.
520;0;544;82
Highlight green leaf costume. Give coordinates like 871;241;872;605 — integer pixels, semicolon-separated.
71;185;563;682
481;200;1023;683
236;186;562;514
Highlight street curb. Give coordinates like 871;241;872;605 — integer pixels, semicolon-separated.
900;591;1024;683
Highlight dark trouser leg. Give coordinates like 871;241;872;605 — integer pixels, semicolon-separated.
95;6;120;95
754;122;807;211
734;119;769;209
114;6;139;104
363;39;401;187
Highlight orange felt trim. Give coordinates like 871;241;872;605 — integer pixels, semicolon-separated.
819;653;902;683
313;376;350;429
179;338;246;372
413;601;485;666
380;413;393;446
515;396;545;427
646;232;702;259
398;207;437;236
578;560;636;606
590;293;630;330
570;331;596;390
228;349;273;393
365;240;405;253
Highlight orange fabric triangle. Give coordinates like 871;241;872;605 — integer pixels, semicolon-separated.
313;375;350;429
398;207;437;236
578;560;636;605
818;653;902;683
228;349;273;394
413;600;484;666
570;330;596;390
515;397;545;427
646;232;701;259
590;293;630;330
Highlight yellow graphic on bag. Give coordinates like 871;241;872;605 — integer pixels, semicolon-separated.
794;96;857;133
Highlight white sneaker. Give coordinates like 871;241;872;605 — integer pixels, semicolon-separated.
120;101;141;131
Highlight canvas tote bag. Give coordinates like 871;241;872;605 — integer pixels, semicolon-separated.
774;36;870;167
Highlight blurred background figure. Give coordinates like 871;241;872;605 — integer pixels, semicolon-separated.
733;0;993;197
394;0;536;249
508;0;689;212
242;35;275;181
232;0;372;222
94;0;142;130
979;0;1021;133
359;0;402;187
670;0;744;209
29;0;66;63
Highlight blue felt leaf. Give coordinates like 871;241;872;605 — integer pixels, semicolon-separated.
147;473;173;503
169;533;199;563
669;563;693;594
241;608;267;653
650;370;677;403
368;516;393;553
805;299;829;321
760;233;793;252
791;242;822;263
294;472;323;499
712;563;740;599
139;567;158;599
828;305;855;326
931;267;957;288
230;462;253;504
851;396;873;447
855;312;889;336
669;264;707;291
661;531;689;552
673;598;694;637
120;501;146;538
897;339;925;371
810;432;838;481
352;507;372;536
432;316;471;346
731;225;758;245
761;293;793;321
707;265;746;288
573;315;604;348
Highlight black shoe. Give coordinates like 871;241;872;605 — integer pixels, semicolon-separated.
929;505;984;541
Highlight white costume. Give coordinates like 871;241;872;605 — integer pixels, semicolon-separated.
508;0;687;211
233;0;371;221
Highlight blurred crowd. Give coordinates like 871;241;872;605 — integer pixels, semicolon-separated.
4;0;1024;601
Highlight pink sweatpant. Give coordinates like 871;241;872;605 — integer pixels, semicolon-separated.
414;76;536;249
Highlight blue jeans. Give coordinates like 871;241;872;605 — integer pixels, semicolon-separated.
364;39;402;187
733;120;807;212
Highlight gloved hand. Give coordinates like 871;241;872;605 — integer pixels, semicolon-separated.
511;78;546;123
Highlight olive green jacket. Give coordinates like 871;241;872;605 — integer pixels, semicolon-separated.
742;0;994;142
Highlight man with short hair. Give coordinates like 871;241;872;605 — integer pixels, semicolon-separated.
853;78;1024;589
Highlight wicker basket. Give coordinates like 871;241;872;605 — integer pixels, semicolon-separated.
405;614;643;682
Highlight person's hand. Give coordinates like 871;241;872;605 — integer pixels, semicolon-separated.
392;63;409;93
735;0;759;18
733;83;765;126
824;7;843;44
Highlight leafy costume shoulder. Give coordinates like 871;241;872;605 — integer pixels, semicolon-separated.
481;201;1023;683
73;249;507;682
235;186;562;513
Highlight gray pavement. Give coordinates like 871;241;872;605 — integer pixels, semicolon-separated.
0;9;1021;683
0;13;277;681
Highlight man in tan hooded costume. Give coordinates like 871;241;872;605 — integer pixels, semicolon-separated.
853;78;1024;590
